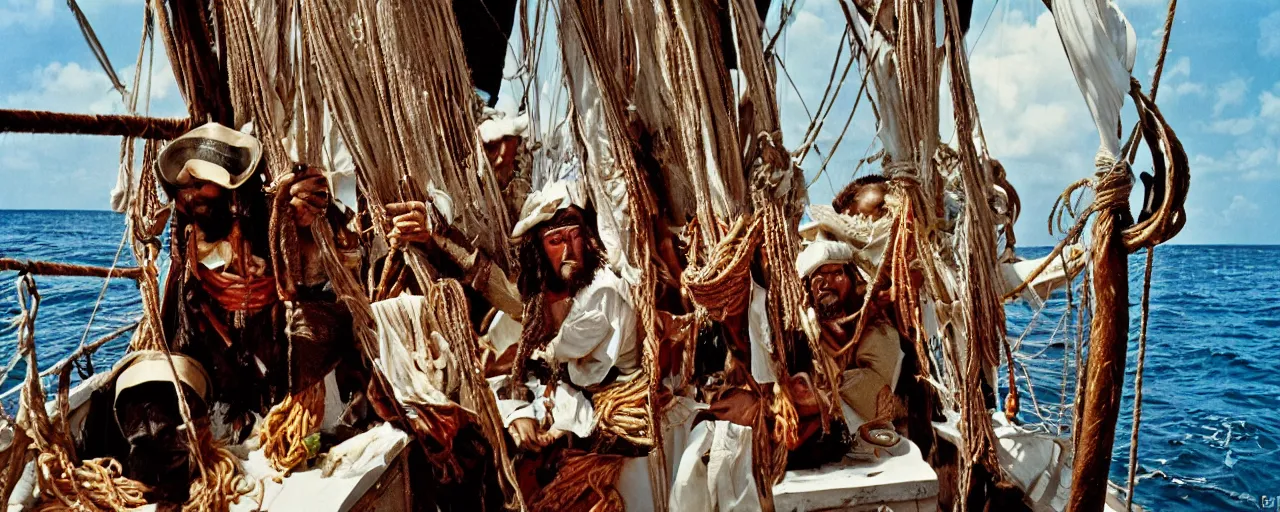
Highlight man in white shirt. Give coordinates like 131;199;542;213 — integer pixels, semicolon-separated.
491;181;699;512
497;181;643;449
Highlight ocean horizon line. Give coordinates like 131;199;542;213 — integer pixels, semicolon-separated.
3;209;1276;248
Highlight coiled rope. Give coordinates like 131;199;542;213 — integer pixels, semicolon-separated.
12;276;151;512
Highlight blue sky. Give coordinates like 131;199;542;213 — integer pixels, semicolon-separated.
1;0;1277;246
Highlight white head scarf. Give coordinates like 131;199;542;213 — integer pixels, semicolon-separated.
510;180;589;240
796;239;857;279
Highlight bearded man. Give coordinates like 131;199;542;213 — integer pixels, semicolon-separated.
157;123;359;440
490;181;697;512
497;182;637;447
797;240;906;438
69;123;359;506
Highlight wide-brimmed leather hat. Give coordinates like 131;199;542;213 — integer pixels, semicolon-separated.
156;122;263;189
112;350;211;420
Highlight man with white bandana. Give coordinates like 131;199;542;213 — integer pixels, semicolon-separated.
498;181;640;442
490;180;697;512
797;240;906;435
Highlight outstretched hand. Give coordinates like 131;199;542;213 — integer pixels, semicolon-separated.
289;167;330;228
790;372;822;417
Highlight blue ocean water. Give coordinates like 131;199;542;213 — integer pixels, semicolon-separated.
1;210;1277;510
1004;244;1280;511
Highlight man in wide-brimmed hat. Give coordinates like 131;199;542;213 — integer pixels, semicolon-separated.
157;122;359;440
74;350;213;504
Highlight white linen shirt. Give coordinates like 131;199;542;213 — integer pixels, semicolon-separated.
540;267;641;387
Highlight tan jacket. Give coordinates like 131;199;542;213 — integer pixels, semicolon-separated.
837;321;903;423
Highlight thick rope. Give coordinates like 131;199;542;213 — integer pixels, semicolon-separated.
182;425;251;512
0;259;143;280
426;279;526;509
1067;159;1132;511
151;0;231;123
529;453;627;512
560;3;670;505
680;215;762;322
648;0;745;241
0;109;189;139
592;376;661;448
302;0;515;269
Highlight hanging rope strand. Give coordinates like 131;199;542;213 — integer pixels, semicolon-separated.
1125;248;1155;511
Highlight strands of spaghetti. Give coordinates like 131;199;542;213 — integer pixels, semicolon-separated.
529;454;628;512
592;376;659;448
31;454;150;512
259;383;325;475
182;426;250;512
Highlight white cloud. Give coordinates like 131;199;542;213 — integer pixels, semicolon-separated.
2;58;182;116
1165;56;1191;80
3;62;121;114
1166;82;1207;98
1204;117;1256;136
1213;78;1249;117
1259;10;1280;59
1259;89;1280;129
0;0;141;29
0;55;184;210
1222;195;1260;224
1114;0;1166;7
1189;143;1279;181
1154;57;1207;101
0;0;55;30
961;11;1096;182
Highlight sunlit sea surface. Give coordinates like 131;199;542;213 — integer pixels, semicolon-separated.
2;210;1277;511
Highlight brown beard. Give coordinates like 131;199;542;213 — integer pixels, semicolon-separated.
815;299;851;322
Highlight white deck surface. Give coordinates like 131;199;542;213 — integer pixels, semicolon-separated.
230;423;410;512
773;440;939;511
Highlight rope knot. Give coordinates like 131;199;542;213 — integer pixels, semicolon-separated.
750;131;796;199
1092;159;1134;214
883;160;920;184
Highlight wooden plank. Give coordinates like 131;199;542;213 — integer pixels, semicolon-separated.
349;446;410;512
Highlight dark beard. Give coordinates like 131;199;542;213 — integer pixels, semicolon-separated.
188;198;234;241
815;299;851;322
543;248;603;297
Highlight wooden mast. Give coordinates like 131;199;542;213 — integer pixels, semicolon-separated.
1068;169;1134;511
